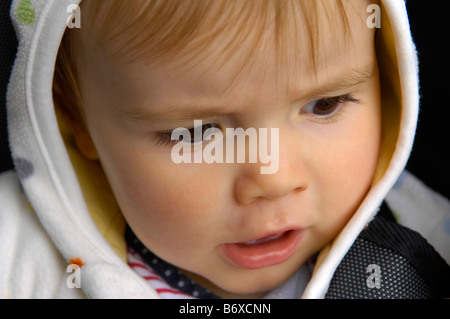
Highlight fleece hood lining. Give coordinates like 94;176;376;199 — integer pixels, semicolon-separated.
25;0;117;265
8;0;159;298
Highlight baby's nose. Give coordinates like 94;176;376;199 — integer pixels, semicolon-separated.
234;149;308;205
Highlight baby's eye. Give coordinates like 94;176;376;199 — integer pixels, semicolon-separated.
185;123;221;145
300;95;359;120
155;122;221;147
308;98;341;116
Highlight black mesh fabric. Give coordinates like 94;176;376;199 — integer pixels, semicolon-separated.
325;237;434;299
325;203;450;299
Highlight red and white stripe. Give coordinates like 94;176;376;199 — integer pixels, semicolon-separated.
127;247;194;299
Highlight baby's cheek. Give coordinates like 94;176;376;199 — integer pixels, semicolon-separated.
121;162;223;228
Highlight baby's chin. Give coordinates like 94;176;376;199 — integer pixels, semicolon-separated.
181;254;307;299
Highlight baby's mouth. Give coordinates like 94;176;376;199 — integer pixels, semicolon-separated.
241;233;286;245
222;229;304;269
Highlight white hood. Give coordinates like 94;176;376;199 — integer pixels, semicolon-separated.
5;0;419;298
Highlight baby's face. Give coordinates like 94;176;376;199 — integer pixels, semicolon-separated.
74;1;380;297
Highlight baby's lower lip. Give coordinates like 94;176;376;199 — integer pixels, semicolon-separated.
222;229;304;269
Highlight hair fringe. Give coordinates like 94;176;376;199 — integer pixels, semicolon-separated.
53;0;355;122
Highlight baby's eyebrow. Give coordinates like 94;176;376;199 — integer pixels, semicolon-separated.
118;61;375;126
118;104;229;126
303;61;376;98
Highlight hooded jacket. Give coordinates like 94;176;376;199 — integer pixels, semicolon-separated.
1;0;449;299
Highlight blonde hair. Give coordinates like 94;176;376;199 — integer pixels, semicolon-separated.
53;0;357;122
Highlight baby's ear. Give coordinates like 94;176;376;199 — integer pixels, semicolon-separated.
72;120;99;160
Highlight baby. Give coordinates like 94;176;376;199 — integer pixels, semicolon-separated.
57;0;381;298
2;0;449;299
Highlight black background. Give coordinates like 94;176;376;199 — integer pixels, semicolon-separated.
404;1;450;199
0;1;16;175
0;1;449;199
